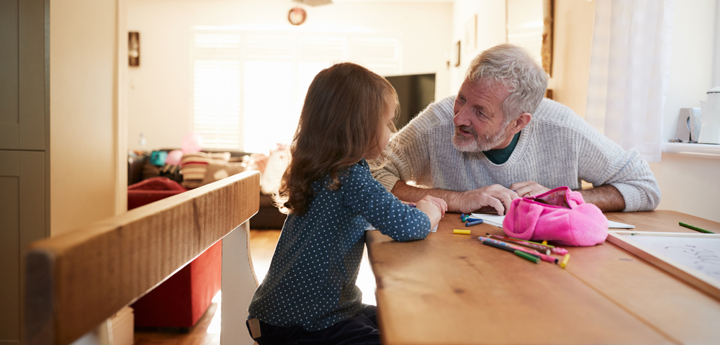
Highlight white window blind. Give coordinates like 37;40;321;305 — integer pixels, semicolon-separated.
192;33;242;149
192;29;402;152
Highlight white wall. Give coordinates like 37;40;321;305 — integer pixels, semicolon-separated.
649;0;720;223
450;0;506;94
50;0;121;235
549;0;595;118
649;154;720;222
714;0;720;87
127;0;452;151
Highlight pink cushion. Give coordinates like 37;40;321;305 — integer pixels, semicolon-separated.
502;186;608;246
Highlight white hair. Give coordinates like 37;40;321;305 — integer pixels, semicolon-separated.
466;44;548;122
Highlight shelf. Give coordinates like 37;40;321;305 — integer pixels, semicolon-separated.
662;142;720;158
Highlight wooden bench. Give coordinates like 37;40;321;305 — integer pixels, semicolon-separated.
24;171;260;345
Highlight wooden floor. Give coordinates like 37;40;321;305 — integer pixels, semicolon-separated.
133;229;281;345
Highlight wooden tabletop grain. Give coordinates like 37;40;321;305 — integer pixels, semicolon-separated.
366;210;720;345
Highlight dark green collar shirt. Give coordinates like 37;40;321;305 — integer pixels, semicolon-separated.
483;131;521;165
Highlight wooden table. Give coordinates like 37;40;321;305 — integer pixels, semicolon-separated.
366;210;720;345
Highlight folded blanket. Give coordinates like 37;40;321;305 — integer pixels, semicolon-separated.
180;152;231;189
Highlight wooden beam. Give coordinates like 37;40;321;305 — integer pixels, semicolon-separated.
25;171;260;345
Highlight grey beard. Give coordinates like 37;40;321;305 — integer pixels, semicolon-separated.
452;125;508;152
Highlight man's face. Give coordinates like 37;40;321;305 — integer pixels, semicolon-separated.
452;79;513;152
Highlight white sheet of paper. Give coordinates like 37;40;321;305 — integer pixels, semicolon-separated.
608;220;635;229
470;213;634;229
469;213;505;227
619;234;720;281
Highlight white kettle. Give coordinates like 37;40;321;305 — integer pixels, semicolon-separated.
699;86;720;144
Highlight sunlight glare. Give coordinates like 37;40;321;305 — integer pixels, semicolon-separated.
207;290;222;334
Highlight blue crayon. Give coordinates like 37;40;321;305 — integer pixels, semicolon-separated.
465;219;484;227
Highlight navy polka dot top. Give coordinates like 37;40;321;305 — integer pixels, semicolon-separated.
248;159;431;331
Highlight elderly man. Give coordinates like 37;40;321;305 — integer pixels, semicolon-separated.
372;44;660;215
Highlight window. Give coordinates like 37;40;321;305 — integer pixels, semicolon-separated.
192;33;242;149
192;28;402;152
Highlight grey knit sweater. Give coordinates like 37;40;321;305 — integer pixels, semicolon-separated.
371;96;661;212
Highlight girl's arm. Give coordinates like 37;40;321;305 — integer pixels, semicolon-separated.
344;165;435;241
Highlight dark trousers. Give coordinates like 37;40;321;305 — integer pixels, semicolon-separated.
246;305;381;345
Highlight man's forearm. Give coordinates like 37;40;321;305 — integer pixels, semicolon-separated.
578;185;626;212
391;181;467;212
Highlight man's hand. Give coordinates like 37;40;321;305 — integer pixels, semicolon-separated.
510;181;550;198
456;184;518;215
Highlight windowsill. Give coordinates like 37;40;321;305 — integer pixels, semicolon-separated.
662;142;720;158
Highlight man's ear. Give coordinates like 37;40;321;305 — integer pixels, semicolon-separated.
509;113;532;134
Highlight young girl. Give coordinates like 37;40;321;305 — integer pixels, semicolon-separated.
246;63;447;345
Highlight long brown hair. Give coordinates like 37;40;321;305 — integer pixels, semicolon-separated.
275;63;397;215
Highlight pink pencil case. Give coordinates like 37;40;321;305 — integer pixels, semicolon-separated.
502;186;608;246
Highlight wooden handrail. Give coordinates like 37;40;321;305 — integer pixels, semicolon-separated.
24;171;260;345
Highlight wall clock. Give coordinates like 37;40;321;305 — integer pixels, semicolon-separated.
288;7;307;26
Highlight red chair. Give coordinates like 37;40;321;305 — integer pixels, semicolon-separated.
128;177;222;329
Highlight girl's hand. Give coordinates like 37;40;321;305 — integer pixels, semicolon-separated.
424;195;447;218
416;195;445;230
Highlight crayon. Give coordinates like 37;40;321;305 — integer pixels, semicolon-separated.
679;222;714;234
514;250;540;264
454;229;471;235
560;254;571;268
465;219;484;227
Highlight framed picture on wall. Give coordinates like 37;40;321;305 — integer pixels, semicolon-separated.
128;32;140;67
454;41;461;67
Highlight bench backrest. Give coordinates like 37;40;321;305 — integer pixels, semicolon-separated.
24;171;260;345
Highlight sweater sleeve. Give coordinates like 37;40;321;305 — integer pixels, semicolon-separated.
343;164;431;241
370;96;455;192
573;117;661;212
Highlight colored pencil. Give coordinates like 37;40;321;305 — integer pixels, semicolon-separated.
679;222;714;234
514;250;540;264
486;234;551;255
481;240;516;253
480;237;558;264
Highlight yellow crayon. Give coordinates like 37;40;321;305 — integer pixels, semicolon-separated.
453;229;471;235
560;254;571;268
